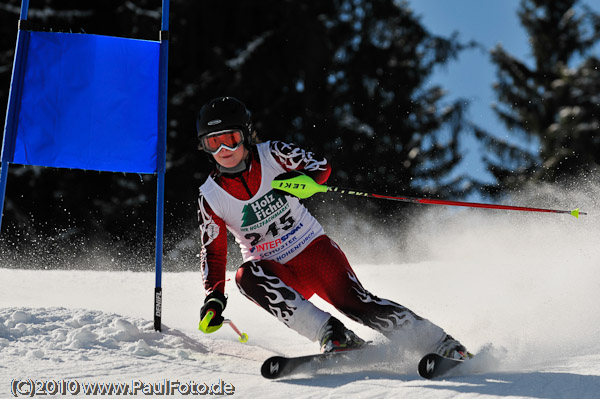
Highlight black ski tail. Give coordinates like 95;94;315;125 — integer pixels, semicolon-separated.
418;353;464;379
262;355;309;379
261;349;366;379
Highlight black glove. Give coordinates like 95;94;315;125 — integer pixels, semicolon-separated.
200;291;227;328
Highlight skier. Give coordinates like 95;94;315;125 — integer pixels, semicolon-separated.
197;96;471;359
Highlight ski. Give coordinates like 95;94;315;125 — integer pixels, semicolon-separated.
261;349;363;379
262;349;470;380
417;353;465;379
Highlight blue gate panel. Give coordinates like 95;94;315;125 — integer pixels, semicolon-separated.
10;31;159;173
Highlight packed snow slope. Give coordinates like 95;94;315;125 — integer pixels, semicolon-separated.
1;183;600;398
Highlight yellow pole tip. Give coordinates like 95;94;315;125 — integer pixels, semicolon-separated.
571;208;580;218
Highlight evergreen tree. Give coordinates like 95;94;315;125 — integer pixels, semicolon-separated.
478;0;600;193
323;0;473;198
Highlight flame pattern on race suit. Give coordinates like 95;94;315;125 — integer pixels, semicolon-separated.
235;259;330;341
345;269;423;333
236;261;302;324
270;141;328;173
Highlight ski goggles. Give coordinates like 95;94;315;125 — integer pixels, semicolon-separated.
200;130;245;154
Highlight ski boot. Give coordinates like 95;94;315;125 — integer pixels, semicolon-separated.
319;317;366;353
434;334;474;360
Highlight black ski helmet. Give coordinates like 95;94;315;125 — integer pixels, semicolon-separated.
196;97;253;150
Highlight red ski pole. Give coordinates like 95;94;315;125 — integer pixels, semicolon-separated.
272;175;587;218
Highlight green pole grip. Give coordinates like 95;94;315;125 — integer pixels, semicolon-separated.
271;174;328;199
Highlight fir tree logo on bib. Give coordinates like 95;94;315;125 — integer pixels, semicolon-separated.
241;190;289;231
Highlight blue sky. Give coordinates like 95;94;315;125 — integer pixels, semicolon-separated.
407;0;530;187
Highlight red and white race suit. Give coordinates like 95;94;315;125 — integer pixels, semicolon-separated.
198;141;446;346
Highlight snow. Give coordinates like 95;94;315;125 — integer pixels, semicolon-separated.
2;187;600;398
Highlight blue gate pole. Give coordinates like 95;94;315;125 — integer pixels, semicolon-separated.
154;0;170;332
0;165;9;232
0;0;31;233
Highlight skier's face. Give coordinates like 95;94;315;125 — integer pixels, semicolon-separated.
212;144;248;169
